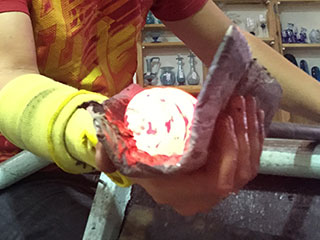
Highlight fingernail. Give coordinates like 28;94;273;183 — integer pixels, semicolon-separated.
229;95;246;112
245;95;256;111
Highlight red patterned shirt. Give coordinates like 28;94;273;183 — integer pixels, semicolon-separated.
0;0;207;161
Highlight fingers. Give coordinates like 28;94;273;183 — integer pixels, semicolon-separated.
257;109;266;156
245;96;261;175
124;95;266;217
95;142;116;173
227;96;251;186
207;113;239;197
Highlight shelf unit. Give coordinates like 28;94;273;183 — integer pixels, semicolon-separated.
136;0;319;122
274;0;320;124
136;0;280;91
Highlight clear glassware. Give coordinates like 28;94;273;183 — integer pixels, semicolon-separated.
149;30;162;43
160;66;176;86
258;14;267;38
186;53;200;85
176;54;186;85
144;57;160;86
246;17;257;36
309;29;320;43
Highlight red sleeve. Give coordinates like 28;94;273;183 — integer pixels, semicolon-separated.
0;0;30;15
151;0;208;22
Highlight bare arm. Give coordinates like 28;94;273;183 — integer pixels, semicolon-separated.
163;0;320;121
0;12;39;90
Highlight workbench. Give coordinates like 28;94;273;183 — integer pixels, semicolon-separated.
82;138;320;240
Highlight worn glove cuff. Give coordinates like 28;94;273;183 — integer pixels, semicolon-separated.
0;74;131;186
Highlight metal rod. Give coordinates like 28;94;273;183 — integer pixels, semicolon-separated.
82;173;132;240
260;139;320;179
1;139;320;190
0;151;51;189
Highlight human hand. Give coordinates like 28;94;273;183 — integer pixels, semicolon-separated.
95;95;265;216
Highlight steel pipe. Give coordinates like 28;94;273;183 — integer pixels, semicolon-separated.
1;139;320;189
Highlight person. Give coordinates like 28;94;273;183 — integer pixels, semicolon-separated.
0;0;319;238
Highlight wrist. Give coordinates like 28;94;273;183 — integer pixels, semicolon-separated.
0;74;107;173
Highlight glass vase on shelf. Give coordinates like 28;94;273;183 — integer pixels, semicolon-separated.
176;54;186;85
286;23;296;43
186;52;200;85
143;57;161;86
149;30;162;43
160;66;176;86
299;27;308;43
246;17;257;36
258;14;267;38
309;29;320;43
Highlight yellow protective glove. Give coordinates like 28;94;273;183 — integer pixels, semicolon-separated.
0;74;131;187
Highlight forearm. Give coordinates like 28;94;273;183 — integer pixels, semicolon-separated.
164;0;320;122
243;31;320;121
0;12;39;90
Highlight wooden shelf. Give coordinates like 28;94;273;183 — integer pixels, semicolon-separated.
215;0;268;4
142;42;186;48
144;85;202;94
143;24;166;29
279;0;320;2
261;37;275;44
142;38;273;48
282;43;320;48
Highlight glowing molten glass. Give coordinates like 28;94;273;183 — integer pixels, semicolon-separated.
124;88;197;156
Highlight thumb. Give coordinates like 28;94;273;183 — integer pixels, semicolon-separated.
95;142;116;173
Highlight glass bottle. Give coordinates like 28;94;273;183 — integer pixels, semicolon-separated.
299;27;308;43
143;57;160;85
176;54;185;85
258;14;267;38
186;53;200;85
299;59;310;75
286;23;295;43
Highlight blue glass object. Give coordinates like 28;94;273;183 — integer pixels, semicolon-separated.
160;66;176;86
293;26;299;43
300;60;310;75
282;29;288;43
146;11;155;24
149;31;161;43
286;23;295;43
176;55;186;85
299;27;308;43
284;54;298;66
311;66;320;82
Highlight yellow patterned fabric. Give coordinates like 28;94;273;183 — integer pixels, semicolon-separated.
30;0;152;96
